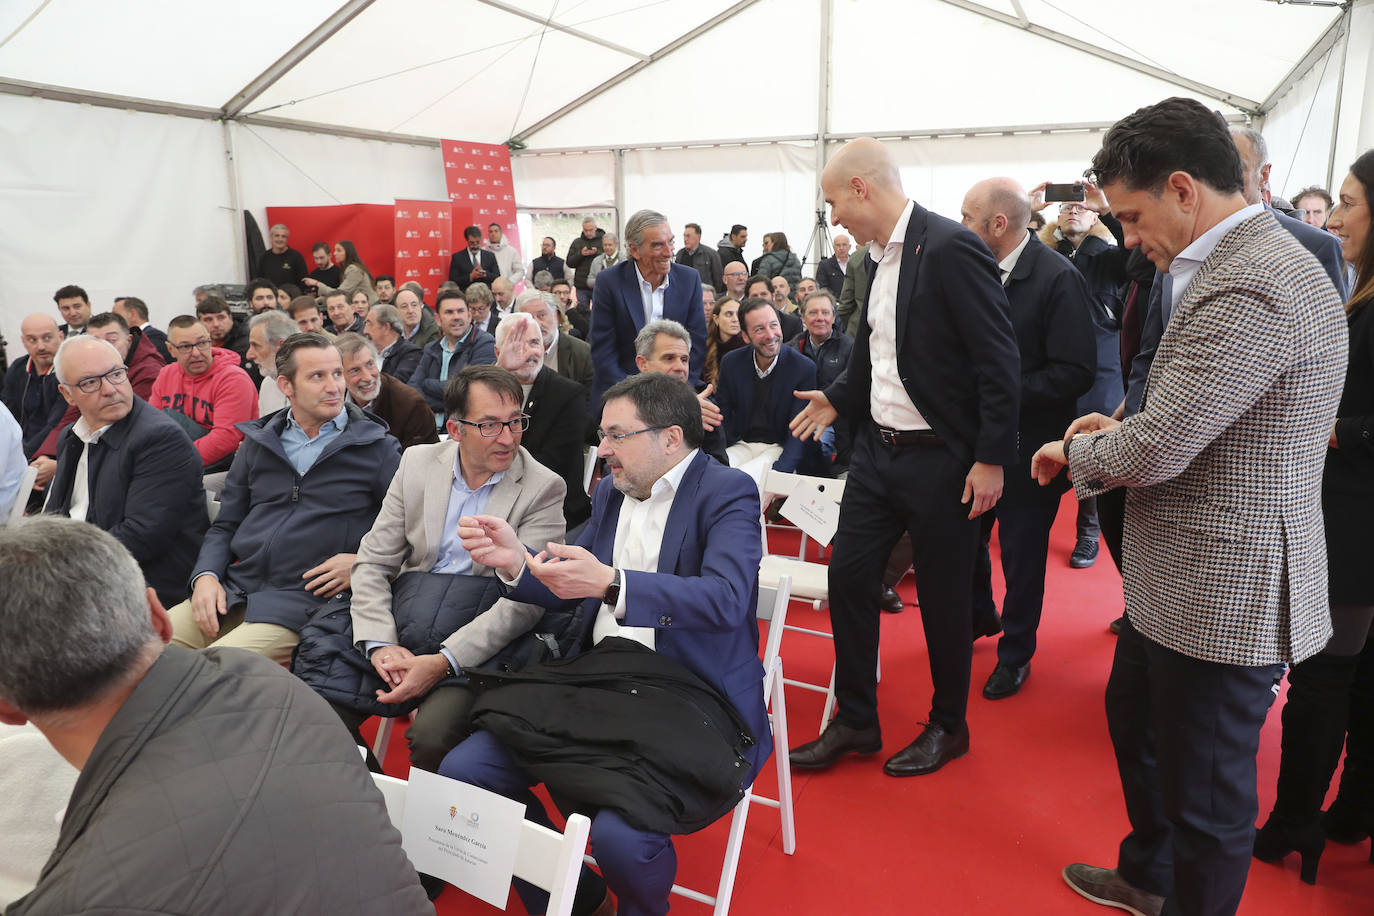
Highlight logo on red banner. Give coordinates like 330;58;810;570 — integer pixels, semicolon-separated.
394;198;453;301
442;138;521;270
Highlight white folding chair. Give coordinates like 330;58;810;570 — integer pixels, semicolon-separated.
757;469;848;728
582;444;598;495
204;490;220;523
370;710;415;767
6;464;38;524
370;771;592;916
663;575;796;916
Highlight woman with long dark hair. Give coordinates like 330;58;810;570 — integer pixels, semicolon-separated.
304;240;377;307
1254;149;1374;882
703;297;746;387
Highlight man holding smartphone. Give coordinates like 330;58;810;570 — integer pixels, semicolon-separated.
1031;179;1129;569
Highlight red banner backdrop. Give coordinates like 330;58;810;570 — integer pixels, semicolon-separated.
442;139;520;257
265;204;395;284
392;200;453;302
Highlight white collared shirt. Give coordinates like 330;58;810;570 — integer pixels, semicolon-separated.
66;417;111;523
866;199;931;430
634;262;671;324
1166;203;1265;321
592;448;700;650
753;350;779;379
998;231;1033;286
543;326;560;371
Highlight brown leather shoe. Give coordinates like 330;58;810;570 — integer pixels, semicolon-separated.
880;586;905;614
1061;864;1163;916
789;720;882;770
882;723;969;777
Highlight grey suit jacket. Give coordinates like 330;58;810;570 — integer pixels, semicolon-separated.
1068;210;1347;667
554;331;594;393
349;441;567;667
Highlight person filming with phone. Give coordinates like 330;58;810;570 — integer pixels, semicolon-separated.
1030;179;1129;570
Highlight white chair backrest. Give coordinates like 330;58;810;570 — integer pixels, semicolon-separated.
6;464;37;524
757;575;791;672
582;445;597;494
759;468;844;505
369;771;591;913
204;490;220;523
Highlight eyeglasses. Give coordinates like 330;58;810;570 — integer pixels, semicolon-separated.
169;338;212;354
454;415;530;437
70;367;128;394
1059;204;1089;215
596;425;666;444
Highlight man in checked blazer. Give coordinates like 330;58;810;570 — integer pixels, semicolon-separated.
1031;99;1348;916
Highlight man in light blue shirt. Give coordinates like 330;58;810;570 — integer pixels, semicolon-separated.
0;403;27;522
337;365;568;773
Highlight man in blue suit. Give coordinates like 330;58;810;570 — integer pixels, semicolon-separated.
588;210;708;406
444;372;767;916
715;296;819;485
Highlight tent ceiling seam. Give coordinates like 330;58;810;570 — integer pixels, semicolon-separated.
1259;5;1349;113
474;0;650;60
510;0;767;143
0;0;53;51
221;0;379;119
935;0;1263;114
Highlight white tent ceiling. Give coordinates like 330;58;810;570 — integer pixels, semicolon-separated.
0;0;1353;145
0;0;1370;345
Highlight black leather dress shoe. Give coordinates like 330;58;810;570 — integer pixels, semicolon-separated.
880;586;905;614
882;723;969;777
1070;537;1099;568
982;661;1030;699
789;721;882;770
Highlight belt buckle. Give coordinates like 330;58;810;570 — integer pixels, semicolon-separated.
878;427;897;446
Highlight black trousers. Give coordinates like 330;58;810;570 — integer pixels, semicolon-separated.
331;684;478;773
1098;485;1127;572
1108;619;1282;916
971;480;1065;668
829;429;980;735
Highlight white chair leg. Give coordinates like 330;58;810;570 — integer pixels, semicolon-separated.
820;662;838;730
372;716;394;767
770;664;796;855
711;795;751;916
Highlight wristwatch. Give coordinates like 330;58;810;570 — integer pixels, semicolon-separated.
603;567;622;606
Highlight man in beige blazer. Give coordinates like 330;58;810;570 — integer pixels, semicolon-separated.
347;365;566;771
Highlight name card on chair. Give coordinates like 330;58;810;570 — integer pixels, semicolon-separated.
780;479;840;545
402;768;524;908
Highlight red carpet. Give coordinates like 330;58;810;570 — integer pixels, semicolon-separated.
375;490;1374;914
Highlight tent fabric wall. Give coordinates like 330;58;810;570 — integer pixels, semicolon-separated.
0;94;234;348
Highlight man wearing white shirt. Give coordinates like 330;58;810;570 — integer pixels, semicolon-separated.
484;223;524;285
815;233;852;297
788;138;1020;779
444;372;768;916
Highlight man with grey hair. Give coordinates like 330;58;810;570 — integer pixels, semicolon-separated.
364;303;421;380
589;208;707;405
634;318;728;465
336;332;436;451
495;312;590;527
566;217;606;307
254;223;308;290
517;287;593;394
0;518;430;915
42;336;208;607
958;176;1096;700
587;232;620;288
466;281;500;336
246;310;296;415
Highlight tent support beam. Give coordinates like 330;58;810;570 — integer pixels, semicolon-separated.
510;0;767;143
934;0;1263;115
812;0;833;264
0;76;223;119
221;0;378;119
473;0;649;61
511;115;1249;157
1259;7;1348;113
1325;3;1355;188
221;122;247;283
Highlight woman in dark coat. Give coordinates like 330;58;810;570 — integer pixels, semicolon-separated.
1254;149;1374;883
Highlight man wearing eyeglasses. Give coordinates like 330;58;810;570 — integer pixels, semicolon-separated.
443;371;768;916
326;364;566;778
150;315;259;473
1031;181;1130;570
42;336;208;608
